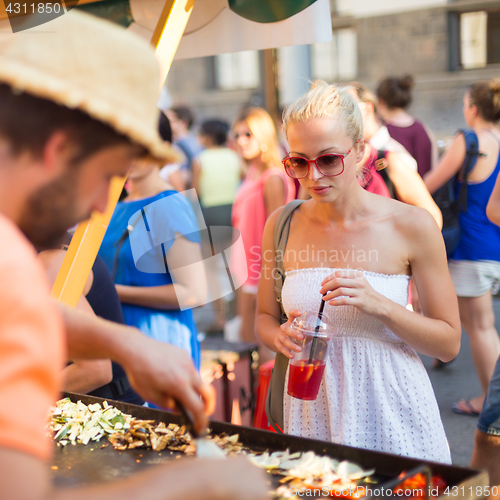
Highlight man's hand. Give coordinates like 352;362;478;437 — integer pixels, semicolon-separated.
122;335;213;434
60;304;214;436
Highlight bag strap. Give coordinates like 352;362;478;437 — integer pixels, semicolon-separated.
273;200;306;323
376;150;396;199
265;199;305;434
456;129;481;213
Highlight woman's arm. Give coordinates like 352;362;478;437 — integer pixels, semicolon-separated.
168;169;186;193
191;157;201;196
62;292;113;392
256;209;304;357
424;133;466;194
63;359;113;393
256;210;282;351
422;122;439;171
321;207;461;361
263;174;287;217
116;236;207;310
386;151;443;228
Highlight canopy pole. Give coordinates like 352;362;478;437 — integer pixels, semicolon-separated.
51;0;196;306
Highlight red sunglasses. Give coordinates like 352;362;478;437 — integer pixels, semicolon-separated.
282;140;360;179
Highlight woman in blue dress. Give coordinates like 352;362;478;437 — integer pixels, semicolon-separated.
99;119;205;370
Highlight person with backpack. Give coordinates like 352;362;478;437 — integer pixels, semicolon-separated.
424;79;500;416
256;81;460;463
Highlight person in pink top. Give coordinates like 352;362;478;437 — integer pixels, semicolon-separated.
231;107;295;358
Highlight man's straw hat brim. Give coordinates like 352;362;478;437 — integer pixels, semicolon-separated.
0;10;177;162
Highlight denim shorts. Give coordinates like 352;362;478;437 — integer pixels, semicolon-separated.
478;356;500;436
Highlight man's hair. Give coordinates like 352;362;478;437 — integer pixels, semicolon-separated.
200;119;229;146
170;106;195;129
0;83;135;165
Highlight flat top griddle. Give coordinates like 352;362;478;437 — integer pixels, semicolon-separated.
51;393;487;498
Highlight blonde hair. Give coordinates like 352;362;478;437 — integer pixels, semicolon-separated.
233;107;281;169
282;80;363;144
348;81;377;112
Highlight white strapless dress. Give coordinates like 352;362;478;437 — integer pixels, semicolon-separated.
282;268;451;464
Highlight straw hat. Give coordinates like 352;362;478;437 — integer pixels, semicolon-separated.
0;10;174;161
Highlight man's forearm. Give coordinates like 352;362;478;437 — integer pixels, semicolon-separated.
57;301;210;434
58;302;141;367
51;460;215;500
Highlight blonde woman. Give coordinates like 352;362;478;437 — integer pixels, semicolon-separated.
230;107;295;357
256;82;460;462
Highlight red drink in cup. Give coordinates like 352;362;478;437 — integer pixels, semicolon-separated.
287;312;335;401
288;360;326;400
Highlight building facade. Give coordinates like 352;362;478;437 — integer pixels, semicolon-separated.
166;0;500;139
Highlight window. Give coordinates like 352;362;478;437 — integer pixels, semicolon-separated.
457;9;500;69
310;28;357;81
214;50;260;90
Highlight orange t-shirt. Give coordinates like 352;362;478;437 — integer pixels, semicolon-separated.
0;215;65;461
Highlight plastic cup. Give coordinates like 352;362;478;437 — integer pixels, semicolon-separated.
287;312;335;401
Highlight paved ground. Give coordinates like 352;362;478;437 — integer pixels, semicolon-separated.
420;297;500;466
421;333;481;467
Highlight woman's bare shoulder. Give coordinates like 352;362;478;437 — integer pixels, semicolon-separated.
364;193;439;234
265;204;289;233
393;202;441;238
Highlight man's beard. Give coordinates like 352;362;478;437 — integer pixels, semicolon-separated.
18;169;90;250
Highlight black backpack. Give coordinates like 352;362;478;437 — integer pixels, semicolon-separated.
433;129;482;258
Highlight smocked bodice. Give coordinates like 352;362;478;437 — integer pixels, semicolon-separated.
282;268;410;345
281;267;451;463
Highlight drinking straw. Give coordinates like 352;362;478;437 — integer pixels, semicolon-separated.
309;293;327;364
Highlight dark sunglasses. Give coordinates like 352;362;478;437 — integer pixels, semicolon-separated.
282;140;360;179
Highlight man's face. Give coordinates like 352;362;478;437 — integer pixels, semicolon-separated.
18;144;138;249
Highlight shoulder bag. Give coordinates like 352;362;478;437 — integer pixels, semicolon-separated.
265;199;305;433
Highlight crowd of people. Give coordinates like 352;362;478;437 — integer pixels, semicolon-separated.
0;7;500;500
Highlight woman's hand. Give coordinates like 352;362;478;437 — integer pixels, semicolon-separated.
320;269;386;317
274;309;304;359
